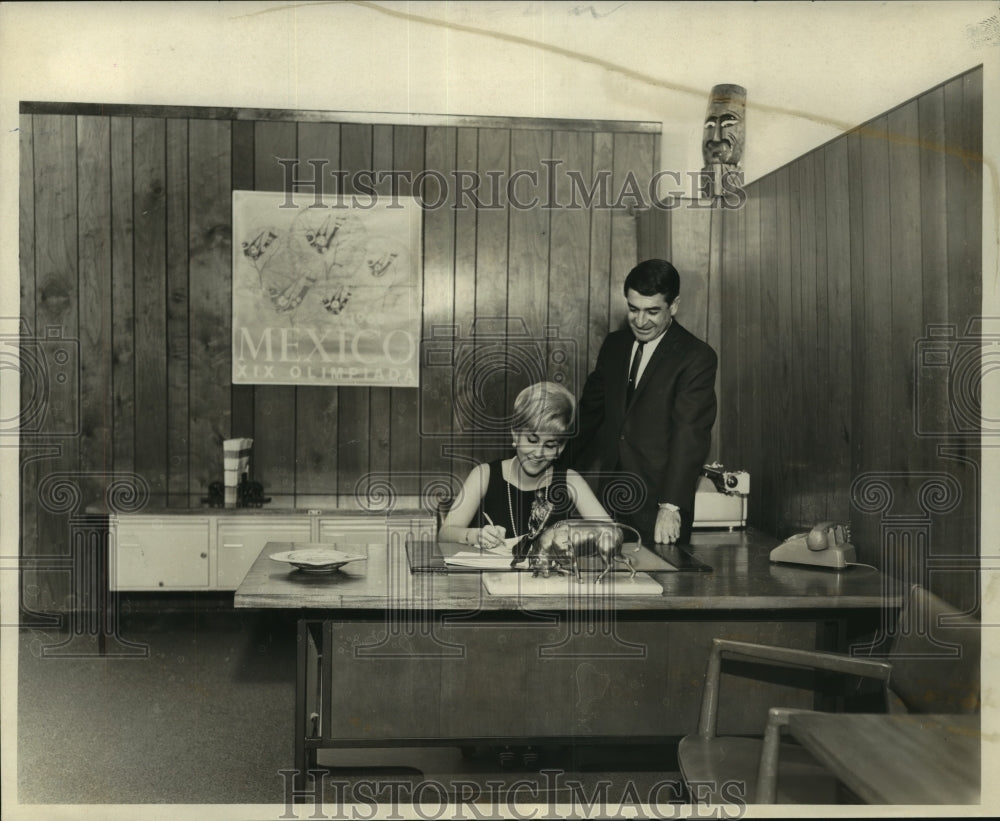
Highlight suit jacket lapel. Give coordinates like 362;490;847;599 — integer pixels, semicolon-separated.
624;321;682;414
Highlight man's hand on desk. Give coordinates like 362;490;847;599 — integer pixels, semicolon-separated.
655;506;681;544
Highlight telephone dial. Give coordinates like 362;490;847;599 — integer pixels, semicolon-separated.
769;521;857;569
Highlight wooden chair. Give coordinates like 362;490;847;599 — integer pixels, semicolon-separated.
677;584;981;804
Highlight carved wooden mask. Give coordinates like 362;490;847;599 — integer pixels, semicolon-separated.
702;84;747;169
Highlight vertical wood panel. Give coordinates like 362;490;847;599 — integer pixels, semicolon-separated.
451;128;478;473
847;129;870;549
507;129;552;400
860;118;893;464
188;119;233;497
824;138;853;522
420;126;458;488
18;113;35;343
736;197;752;473
742;187;762;527
705;203;723;465
473;128;510;463
786;165;804;529
231;121;256;443
294;122;341;496
253;120;298;497
786;160;806;527
940;72;983;612
668;207;712;344
337;123;373;498
757;174;779;535
368;125;394;494
941;74;981;609
388;125;425;496
33;113;79;612
859;118;893;565
797;154;823;524
773;168;796;532
132;117;168;497
724;202;747;470
887;102;924;521
18;113;40;611
916;87;949;437
811;150;831;518
956;68;983;614
609;133;652;331
110;117;135;473
587;132;614;373
165;118;190;503
718;207;740;465
77;116;113;509
944;77;980;347
549;131;590;397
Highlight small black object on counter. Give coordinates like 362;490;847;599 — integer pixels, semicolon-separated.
201;473;271;508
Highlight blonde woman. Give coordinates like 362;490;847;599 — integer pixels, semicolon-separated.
438;381;610;550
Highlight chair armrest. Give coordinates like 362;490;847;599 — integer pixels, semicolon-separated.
714;638;893;678
696;638;893;738
754;707;818;803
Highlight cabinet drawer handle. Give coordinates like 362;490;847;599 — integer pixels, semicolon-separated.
200;552;208;559
158;581;164;587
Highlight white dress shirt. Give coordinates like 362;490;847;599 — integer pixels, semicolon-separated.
628;327;668;387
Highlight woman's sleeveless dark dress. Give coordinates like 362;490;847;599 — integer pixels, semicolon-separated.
470;459;579;539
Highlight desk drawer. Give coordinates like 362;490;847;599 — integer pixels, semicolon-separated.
112;518;212;591
217;518;312;589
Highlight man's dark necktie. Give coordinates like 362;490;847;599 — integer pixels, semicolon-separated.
626;341;645;404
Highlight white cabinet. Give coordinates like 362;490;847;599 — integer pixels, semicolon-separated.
317;518;389;545
217;518;312;590
109;511;434;592
112;517;212;591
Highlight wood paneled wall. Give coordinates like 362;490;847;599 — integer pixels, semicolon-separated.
640;68;983;612
18;103;657;613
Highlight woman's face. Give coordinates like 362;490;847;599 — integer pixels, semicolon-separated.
512;429;566;476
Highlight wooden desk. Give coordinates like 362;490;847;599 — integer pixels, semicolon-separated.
234;529;898;793
785;712;980;804
235;529;892;610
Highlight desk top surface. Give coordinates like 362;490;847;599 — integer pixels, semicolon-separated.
233;529;897;612
786;712;980;805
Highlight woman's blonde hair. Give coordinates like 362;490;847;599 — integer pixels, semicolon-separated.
510;381;576;436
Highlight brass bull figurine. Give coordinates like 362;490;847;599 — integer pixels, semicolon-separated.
511;520;643;584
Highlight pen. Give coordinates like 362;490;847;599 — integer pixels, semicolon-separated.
482;513;494;552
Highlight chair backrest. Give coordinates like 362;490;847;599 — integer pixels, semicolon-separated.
887;585;981;714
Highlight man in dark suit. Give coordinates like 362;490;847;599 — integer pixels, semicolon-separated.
572;259;717;544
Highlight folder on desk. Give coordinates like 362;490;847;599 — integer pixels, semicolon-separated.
442;551;517;570
405;538;709;574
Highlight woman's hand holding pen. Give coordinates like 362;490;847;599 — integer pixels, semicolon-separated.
476;514;507;550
